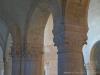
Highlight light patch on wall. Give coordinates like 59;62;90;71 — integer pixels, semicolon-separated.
44;14;54;52
43;14;58;75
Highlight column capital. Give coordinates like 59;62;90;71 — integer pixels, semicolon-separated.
11;45;21;57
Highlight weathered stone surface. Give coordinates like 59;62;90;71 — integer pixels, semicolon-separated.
0;0;91;75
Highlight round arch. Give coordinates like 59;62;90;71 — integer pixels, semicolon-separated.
90;41;100;75
0;15;22;75
0;16;21;54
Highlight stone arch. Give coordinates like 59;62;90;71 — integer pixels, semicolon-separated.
7;24;21;75
0;18;12;75
26;0;63;54
26;5;50;75
26;0;64;75
0;16;22;75
9;24;21;55
90;41;100;75
0;16;21;55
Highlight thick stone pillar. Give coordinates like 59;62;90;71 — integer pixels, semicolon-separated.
53;0;89;75
22;47;43;75
63;0;89;75
53;17;65;75
0;61;4;75
11;47;21;75
21;55;33;75
12;56;21;75
56;31;86;75
52;10;65;75
58;49;85;75
4;54;12;75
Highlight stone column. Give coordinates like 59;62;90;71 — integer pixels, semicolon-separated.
21;55;34;75
4;55;12;75
23;47;43;75
4;46;12;75
11;47;21;75
63;0;89;75
0;61;4;75
53;17;66;75
56;30;87;75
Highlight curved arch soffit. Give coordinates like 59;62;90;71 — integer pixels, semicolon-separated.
26;0;64;53
90;41;100;62
89;40;100;73
0;15;21;44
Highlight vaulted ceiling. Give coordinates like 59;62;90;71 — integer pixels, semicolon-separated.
0;0;61;51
